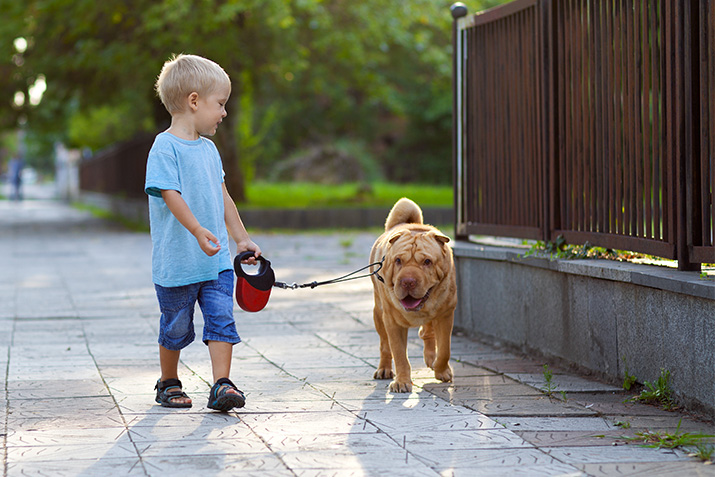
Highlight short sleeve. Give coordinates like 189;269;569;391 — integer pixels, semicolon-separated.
145;144;181;198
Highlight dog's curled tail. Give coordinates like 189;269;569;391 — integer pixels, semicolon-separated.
385;197;423;230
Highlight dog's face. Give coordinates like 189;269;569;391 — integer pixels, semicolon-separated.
381;229;452;313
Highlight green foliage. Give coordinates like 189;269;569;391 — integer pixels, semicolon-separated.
690;443;715;463
68;103;148;151
622;356;637;391
625;420;714;450
540;364;557;398
628;368;675;411
240;181;452;209
1;0;511;191
522;235;665;264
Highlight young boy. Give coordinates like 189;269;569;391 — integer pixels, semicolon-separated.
145;54;261;411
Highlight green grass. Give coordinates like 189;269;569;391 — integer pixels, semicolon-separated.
624;420;715;450
240;182;453;209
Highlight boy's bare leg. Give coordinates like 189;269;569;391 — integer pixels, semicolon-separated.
159;345;192;405
207;340;242;395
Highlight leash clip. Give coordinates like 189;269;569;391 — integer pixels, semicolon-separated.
274;281;299;290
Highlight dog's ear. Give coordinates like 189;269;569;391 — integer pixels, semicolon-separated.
430;231;450;246
388;230;408;245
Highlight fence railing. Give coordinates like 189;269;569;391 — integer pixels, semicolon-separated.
452;0;715;270
79;134;153;200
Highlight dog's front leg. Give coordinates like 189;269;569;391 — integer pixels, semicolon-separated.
432;314;454;383
419;322;437;369
384;318;412;393
372;300;394;380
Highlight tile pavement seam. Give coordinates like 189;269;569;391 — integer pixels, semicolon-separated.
232;341;310;476
80;320;148;476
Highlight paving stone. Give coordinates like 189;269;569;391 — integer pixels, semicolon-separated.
452;396;599;417
471;358;549;374
124;411;240;428
9;396;116;414
412;447;563;469
7;427;129;446
8;411;126;431
242;410;381;436
508;373;622;393
6;458;146;476
423;381;544;400
276;448;435;474
515;430;635;447
5;379;107;397
137;434;270;456
399;428;534;451
544;445;690;464
358;408;501;433
142;454;292;476
494;416;617;432
579;461;715;476
6;441;137;462
262;432;399;452
129;422;255;442
568;392;682;417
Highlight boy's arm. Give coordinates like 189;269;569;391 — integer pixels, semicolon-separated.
223;183;261;261
161;189;221;256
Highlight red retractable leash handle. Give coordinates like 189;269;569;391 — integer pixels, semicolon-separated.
234;251;385;312
233;251;275;312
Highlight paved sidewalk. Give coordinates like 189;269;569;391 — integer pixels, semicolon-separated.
1;198;714;476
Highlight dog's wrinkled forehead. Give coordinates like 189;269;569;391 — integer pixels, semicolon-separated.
387;230;444;256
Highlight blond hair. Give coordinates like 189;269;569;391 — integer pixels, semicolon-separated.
155;54;231;115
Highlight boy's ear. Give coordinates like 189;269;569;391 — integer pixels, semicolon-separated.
188;92;199;111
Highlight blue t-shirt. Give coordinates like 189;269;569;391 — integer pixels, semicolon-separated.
145;132;232;287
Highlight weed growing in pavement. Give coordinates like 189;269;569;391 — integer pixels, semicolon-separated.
624;420;715;450
690;443;715;464
540;364;564;399
628;368;675;410
622;356;637;391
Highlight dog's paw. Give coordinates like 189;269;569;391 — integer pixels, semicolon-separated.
389;380;413;393
423;351;437;369
434;365;453;383
374;368;394;380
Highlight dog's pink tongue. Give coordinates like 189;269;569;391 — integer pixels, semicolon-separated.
401;296;423;309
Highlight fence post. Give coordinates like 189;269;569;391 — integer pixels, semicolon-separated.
541;0;553;243
451;2;469;241
678;0;701;271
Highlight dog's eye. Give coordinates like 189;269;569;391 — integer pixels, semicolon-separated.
395;258;401;265
424;259;432;266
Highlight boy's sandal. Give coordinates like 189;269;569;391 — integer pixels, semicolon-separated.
208;377;245;411
155;378;192;408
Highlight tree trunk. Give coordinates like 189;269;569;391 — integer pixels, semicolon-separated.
214;104;246;202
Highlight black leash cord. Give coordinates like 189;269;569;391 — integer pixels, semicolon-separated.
274;257;385;290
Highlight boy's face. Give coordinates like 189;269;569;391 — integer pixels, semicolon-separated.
194;84;230;136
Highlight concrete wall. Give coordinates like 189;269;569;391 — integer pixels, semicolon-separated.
453;240;715;418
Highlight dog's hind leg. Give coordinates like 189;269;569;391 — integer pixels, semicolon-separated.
419;322;437;369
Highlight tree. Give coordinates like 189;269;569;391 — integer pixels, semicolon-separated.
0;0;507;196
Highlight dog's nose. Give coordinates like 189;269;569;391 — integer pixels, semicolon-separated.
400;277;417;290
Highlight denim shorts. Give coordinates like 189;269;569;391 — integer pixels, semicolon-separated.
154;270;240;350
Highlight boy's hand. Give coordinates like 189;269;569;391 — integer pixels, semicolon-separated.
237;240;261;265
194;227;221;256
